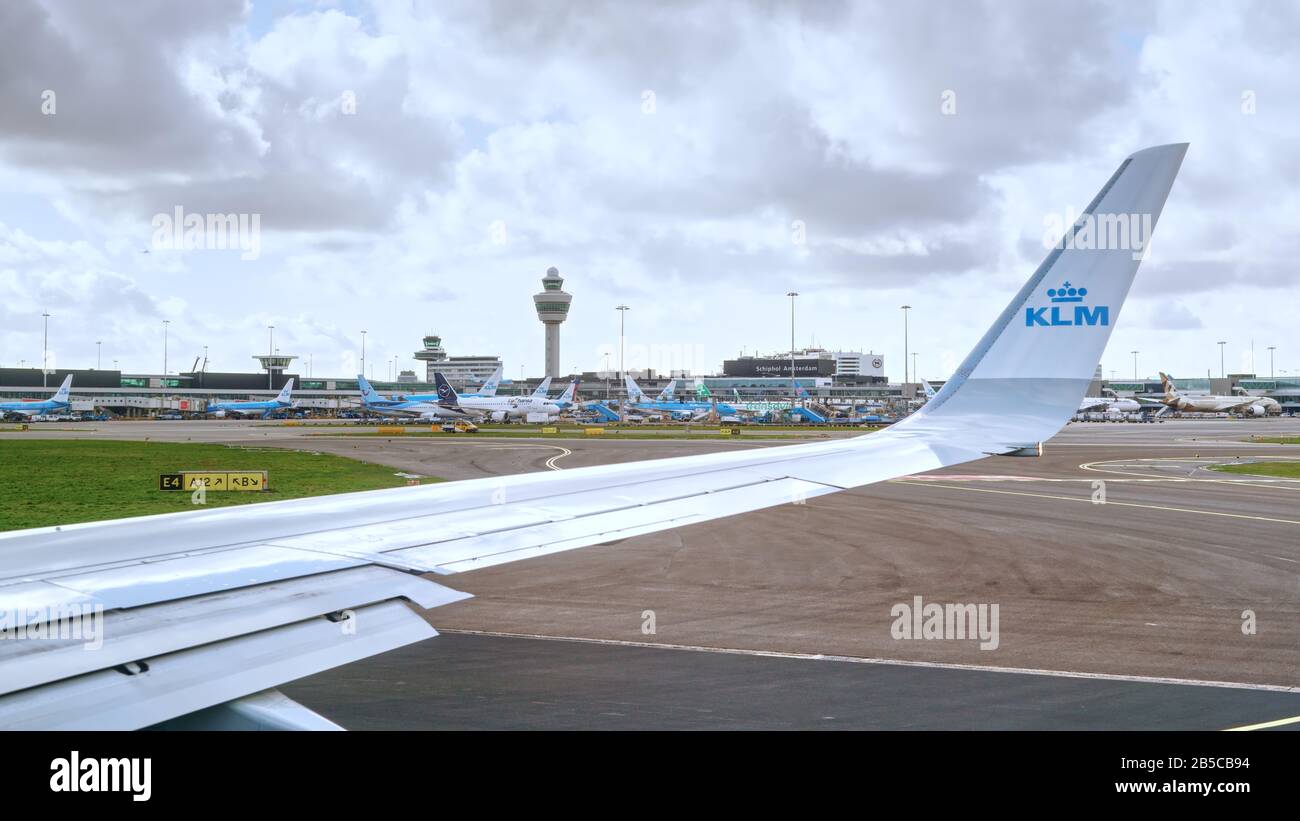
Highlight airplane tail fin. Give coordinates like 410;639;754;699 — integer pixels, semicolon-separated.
480;365;503;397
911;143;1188;450
624;374;644;402
52;374;73;403
434;372;459;405
1159;371;1176;395
656;379;677;402
695;380;713;399
559;378;579;404
356;374;383;405
531;376;553;399
275;378;295;404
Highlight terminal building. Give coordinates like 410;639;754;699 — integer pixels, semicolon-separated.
411;334;501;387
723;349;886;382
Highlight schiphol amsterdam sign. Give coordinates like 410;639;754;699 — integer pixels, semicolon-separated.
159;471;268;492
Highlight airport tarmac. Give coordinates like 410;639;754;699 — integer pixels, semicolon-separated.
6;416;1300;728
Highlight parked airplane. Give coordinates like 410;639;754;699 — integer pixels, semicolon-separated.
403;372;548;405
0;142;1187;729
356;375;475;420
207;380;295;419
1077;392;1146;413
723;379;826;422
625;375;737;419
0;374;73;419
1158;372;1279;415
442;373;562;420
540;378;581;411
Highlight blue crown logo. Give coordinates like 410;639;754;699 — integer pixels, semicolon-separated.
1047;281;1087;303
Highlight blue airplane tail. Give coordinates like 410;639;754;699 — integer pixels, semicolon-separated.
356;374;390;406
433;372;459;405
51;374;73;405
275;378;295;404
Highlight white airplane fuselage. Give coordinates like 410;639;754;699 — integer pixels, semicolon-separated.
1163;393;1279;415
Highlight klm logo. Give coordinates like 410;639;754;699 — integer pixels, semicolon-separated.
1025;281;1109;327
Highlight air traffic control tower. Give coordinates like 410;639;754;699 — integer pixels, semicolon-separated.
532;266;572;378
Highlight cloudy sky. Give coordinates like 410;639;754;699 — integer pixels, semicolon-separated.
1;0;1296;383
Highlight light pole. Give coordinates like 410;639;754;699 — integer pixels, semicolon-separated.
42;311;50;387
900;305;912;384
1131;350;1139;381
96;340;102;370
1268;346;1276;381
162;319;170;376
360;330;367;379
1218;341;1226;379
616;305;630;377
786;292;799;384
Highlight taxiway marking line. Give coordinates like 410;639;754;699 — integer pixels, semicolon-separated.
1223;714;1300;731
894;481;1300;527
438;629;1300;694
481;443;573;471
545;446;572;470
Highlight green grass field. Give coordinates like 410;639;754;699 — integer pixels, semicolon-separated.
1210;461;1300;479
1247;436;1300;445
0;440;440;532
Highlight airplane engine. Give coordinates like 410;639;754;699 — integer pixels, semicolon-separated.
1248;404;1266;416
490;411;509;423
214;410;227;418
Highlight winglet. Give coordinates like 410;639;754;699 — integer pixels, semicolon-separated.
909;143;1188;449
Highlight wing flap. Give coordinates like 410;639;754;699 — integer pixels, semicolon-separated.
0;600;434;730
0;567;466;698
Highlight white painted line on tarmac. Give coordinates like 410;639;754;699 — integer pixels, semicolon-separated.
895;481;1300;526
438;629;1300;693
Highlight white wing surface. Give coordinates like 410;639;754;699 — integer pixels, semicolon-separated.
0;144;1187;729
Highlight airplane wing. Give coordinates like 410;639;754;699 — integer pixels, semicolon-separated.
0;144;1187;730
